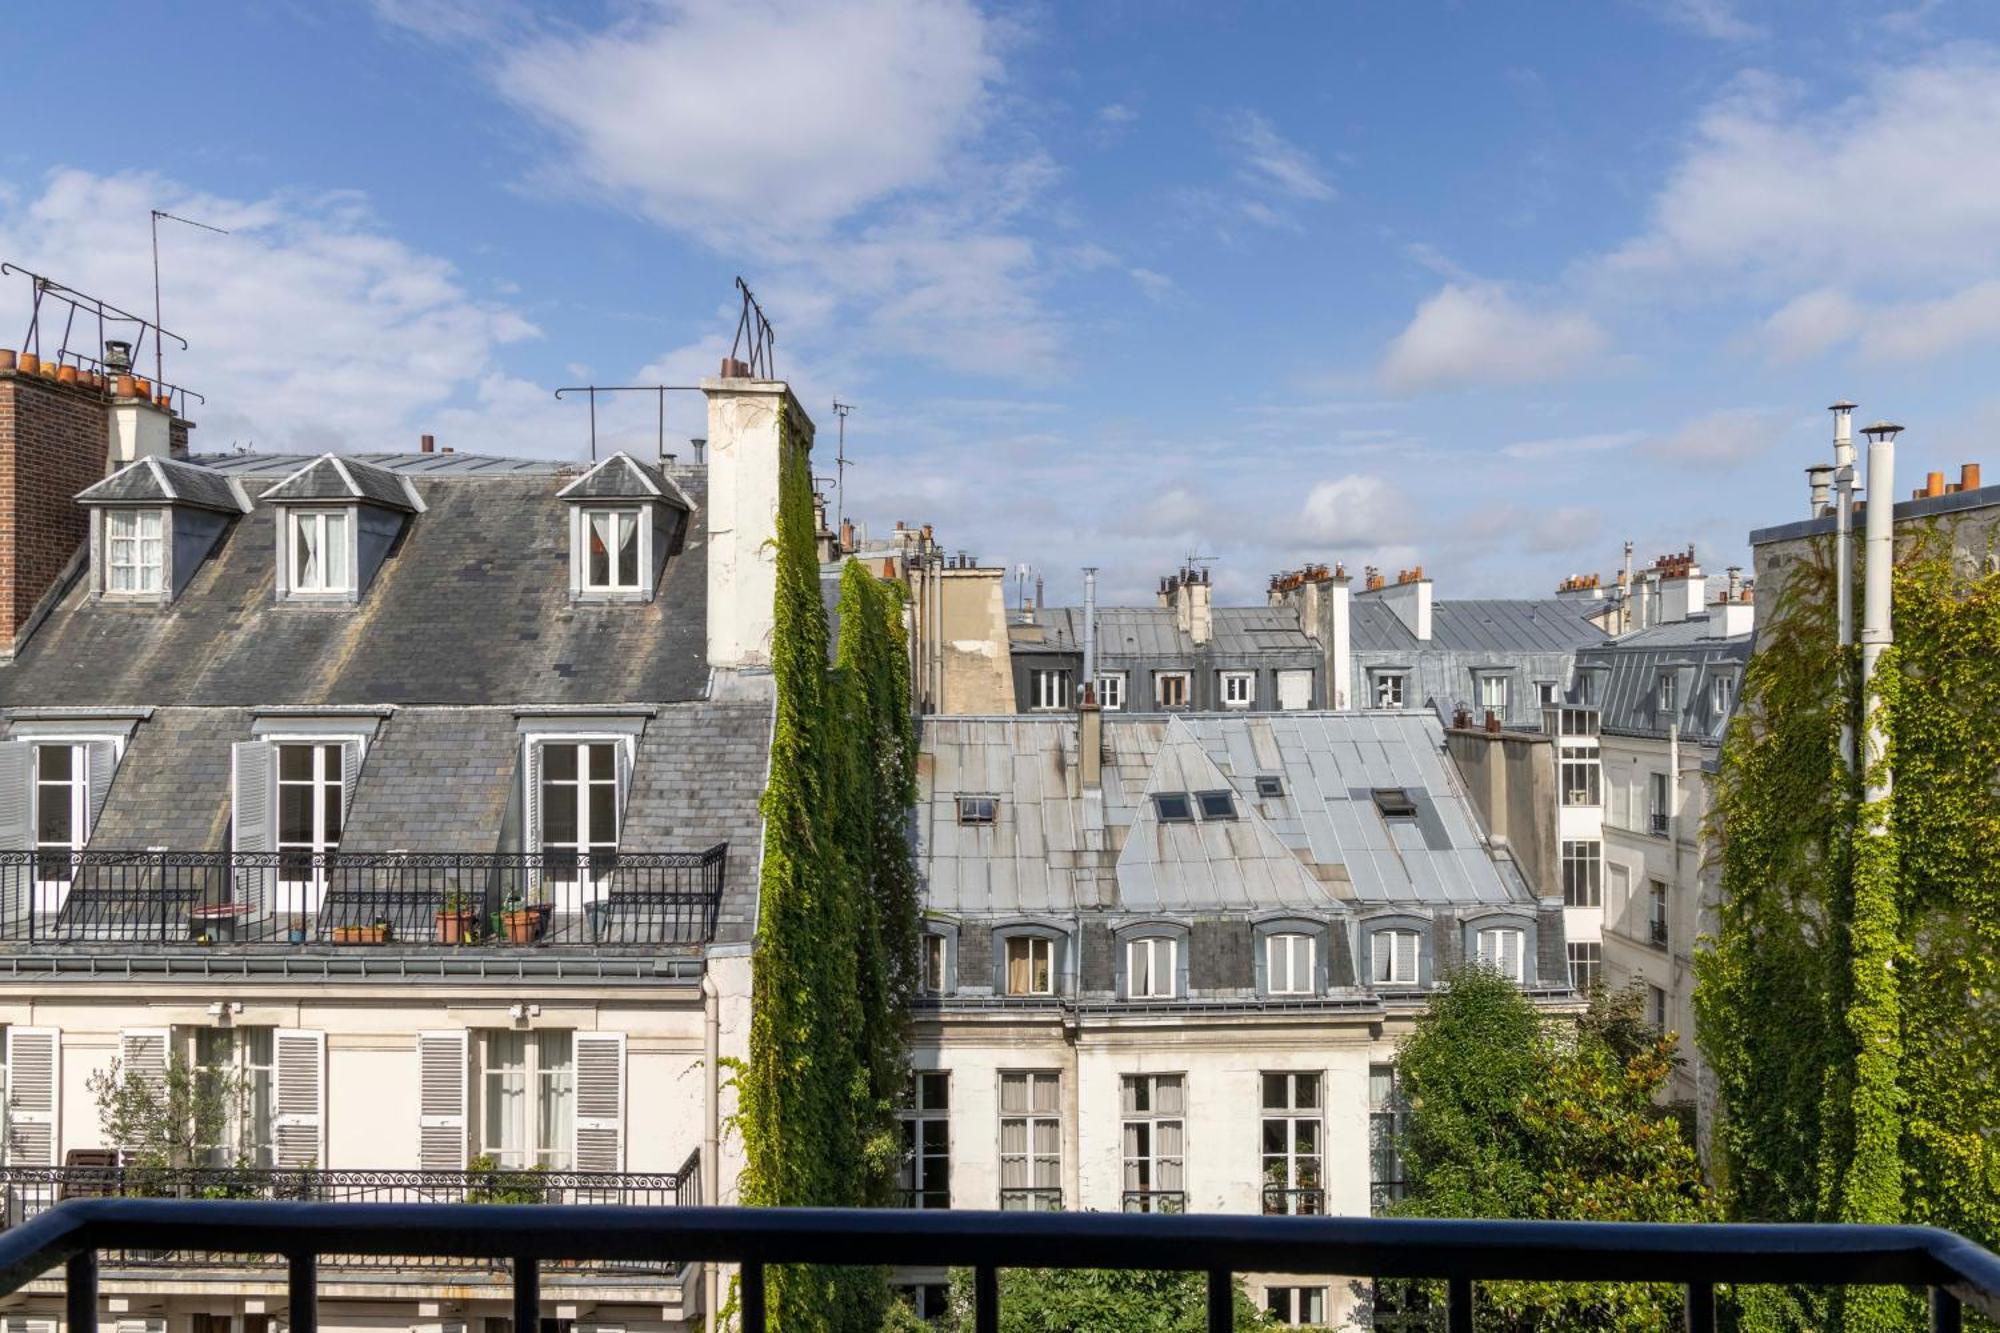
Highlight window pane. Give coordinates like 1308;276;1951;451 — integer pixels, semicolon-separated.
278;744;313;781
543;743;578;781
277;786;314;844
1000;1073;1025;1114
295;515;318;588
1032;1074;1058;1113
617;512;640;586
324;512;349;586
589;782;616;842
588;512;612;586
542;782;579;844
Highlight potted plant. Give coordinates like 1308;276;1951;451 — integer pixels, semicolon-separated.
286;916;307;945
331;917;392;945
498;891;551;944
435;888;479;944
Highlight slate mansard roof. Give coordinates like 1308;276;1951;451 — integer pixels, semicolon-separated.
1011;605;1321;663
1349;597;1609;654
917;710;1531;918
1573;615;1750;744
0;451;711;708
76;456;250;513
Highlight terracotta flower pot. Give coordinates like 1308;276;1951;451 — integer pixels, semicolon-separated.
435;909;479;944
0;350;15;371
501;904;551;945
17;353;38;375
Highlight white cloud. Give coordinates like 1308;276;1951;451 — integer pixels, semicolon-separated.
1871;279;2000;361
1380;283;1607;393
1759;287;1863;363
1501;431;1642;461
1649;0;1763;41
1293;474;1412;547
1641;408;1790;467
0;169;541;456
1221;110;1336;202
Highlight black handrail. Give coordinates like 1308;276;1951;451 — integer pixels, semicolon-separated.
2;1205;1995;1333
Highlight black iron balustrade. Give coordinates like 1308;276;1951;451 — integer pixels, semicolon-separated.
1262;1186;1326;1217
0;1161;695;1276
1651;918;1672;948
0;848;725;948
1649;810;1671;836
997;1187;1063;1213
0;1204;1993;1333
1122;1189;1186;1214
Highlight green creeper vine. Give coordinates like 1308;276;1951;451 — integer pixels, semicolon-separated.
735;401;920;1332
1698;528;2000;1331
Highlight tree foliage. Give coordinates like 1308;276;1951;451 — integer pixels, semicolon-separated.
1698;535;2000;1331
735;401;921;1332
932;1267;1273;1333
1391;969;1713;1330
88;1052;245;1171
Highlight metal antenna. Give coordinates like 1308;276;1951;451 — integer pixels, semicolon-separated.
151;210;228;388
831;400;856;534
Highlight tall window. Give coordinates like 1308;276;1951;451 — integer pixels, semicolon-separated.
196;1026;274;1167
1368;1063;1407;1213
1030;669;1070;711
1005;936;1054;996
1649;881;1670;948
1476;927;1525;982
1477;675;1509;713
1567;941;1602;991
276;743;343;880
1267;933;1314;996
1266;1288;1328;1326
1657;672;1678;714
1096;673;1125;711
1560;748;1601;806
1156;672;1190;708
540;741;619;878
481;1029;574;1169
1561;840;1602;907
898;1071;950;1208
1374;674;1405;708
1535;680;1559;706
581;508;642;591
288;510;351;595
1649;985;1669;1031
1127;937;1177;999
1712;673;1734;715
33;744;86;883
1260;1072;1322;1215
998;1071;1061;1211
1120;1074;1184;1212
1648;772;1671;835
1371;929;1419;986
1221;671;1254;708
922;935;949;994
106;510;164;594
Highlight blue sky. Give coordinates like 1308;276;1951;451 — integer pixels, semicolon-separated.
4;0;1999;605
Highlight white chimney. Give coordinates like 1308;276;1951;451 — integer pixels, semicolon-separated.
1187;569;1212;647
1327;577;1351;708
108;397;174;465
702;369;812;669
1375;573;1432;641
1707;599;1754;638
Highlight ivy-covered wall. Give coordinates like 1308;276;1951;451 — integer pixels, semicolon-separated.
736;401;920;1332
1698;527;2000;1331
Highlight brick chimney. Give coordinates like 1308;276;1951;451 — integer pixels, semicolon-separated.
702;363;813;669
0;362;118;655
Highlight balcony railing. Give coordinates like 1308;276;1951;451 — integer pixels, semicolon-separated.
1261;1186;1325;1216
3;1204;1993;1333
998;1187;1063;1212
1122;1190;1186;1214
0;1159;697;1276
1651;919;1671;948
1649;811;1671;837
0;848;726;948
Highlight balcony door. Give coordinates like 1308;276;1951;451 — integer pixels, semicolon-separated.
276;743;344;912
536;741;620;913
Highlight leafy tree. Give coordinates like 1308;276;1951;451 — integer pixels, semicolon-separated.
934;1267;1274;1333
87;1052;246;1172
1390;969;1713;1330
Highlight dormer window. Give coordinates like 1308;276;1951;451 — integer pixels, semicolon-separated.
288;510;353;596
106;510;164;594
583;508;643;591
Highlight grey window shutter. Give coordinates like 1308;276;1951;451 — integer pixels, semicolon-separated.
340;740;363;825
273;1029;325;1168
6;1028;59;1166
417;1030;467;1171
572;1032;625;1172
119;1029;171;1101
232;741;275;920
84;739;118;841
523;741;542;896
0;741;34;929
614;739;632;843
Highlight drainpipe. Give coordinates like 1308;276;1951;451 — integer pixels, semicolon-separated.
1859;421;1900;813
703;971;721;1333
1831;401;1858;772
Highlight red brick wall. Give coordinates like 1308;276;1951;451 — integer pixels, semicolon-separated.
0;372;108;649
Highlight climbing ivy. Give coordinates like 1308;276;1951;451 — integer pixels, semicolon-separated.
736;403;920;1331
1697;530;2000;1331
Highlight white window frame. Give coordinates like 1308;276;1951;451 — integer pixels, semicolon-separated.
998;1071;1062;1211
31;742;89;897
899;1070;950;1209
285;508;353;596
1096;673;1125;711
479;1028;575;1171
1368;1063;1407;1214
1657;672;1678;714
1650;880;1670;947
105;509;164;595
529;734;631;906
1712;673;1733;714
1126;936;1177;1000
1561;839;1602;907
1155;671;1191;709
1371;928;1420;986
1005;935;1054;996
196;1025;276;1168
1561;748;1602;807
1221;671;1255;709
274;740;345;902
1260;1071;1323;1215
1266;932;1315;997
922;934;949;994
1535;680;1559;707
579;506;645;593
1476;927;1526;982
1476;673;1509;713
1030;669;1070;712
1567;941;1602;991
1374;673;1405;709
1120;1073;1184;1212
1266;1286;1328;1326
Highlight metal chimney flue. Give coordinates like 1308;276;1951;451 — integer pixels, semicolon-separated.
1082;567;1098;688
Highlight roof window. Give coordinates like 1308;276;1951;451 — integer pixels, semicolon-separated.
957;796;997;826
1372;787;1418;820
1196;790;1237;821
1255;775;1284;799
1152;793;1194;823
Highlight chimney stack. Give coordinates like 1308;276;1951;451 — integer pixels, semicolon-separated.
0;353;112;656
702;373;812;668
420;433;436;454
1963;462;1982;491
1078;684;1102;790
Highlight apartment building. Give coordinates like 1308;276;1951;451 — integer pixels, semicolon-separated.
0;358;808;1333
906;703;1570;1325
1011;567;1323;715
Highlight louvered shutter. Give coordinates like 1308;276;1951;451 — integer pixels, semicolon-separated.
613;740;632;843
83;740;117;840
8;1318;58;1333
1395;930;1420;984
0;742;32;929
119;1029;171;1102
1505;930;1525;983
416;1031;467;1171
5;1028;58;1166
232;741;275;920
272;1029;325;1168
522;741;542;896
572;1032;625;1172
340;741;363;825
116;1318;166;1333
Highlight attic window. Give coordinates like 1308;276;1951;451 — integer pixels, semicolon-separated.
1372;787;1418;820
288;510;352;596
1255;775;1284;799
583;508;642;591
106;510;164;594
1196;790;1237;821
956;796;997;825
1152;792;1194;823
1656;672;1678;714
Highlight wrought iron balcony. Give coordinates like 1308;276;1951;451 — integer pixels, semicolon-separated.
4;1204;1992;1333
1121;1189;1186;1214
1261;1186;1325;1216
1649;810;1671;837
997;1187;1063;1212
0;1159;696;1276
1651;918;1671;948
0;848;725;948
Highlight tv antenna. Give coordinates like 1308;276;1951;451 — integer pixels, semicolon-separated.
832;399;857;533
151;210;228;388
